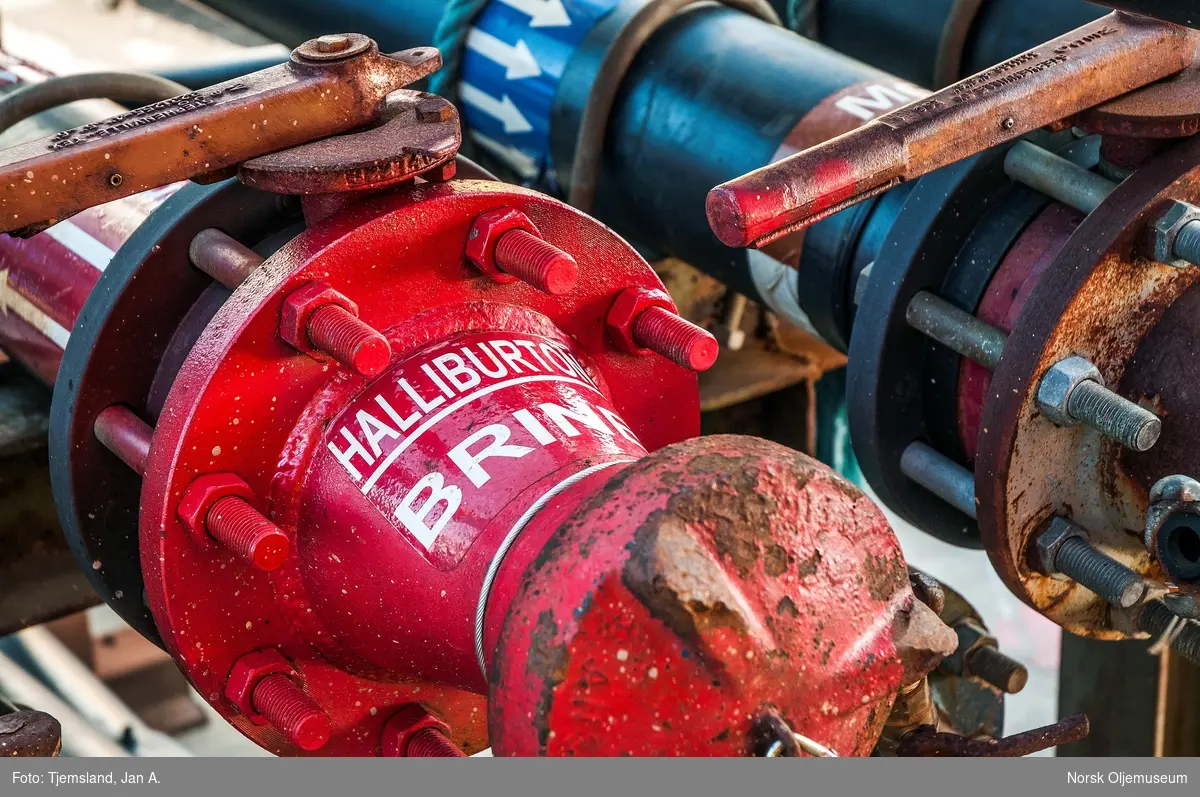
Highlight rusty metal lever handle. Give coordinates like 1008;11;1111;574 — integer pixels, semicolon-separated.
706;12;1200;249
0;35;442;235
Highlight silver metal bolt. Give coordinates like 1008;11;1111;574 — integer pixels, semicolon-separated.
1150;200;1200;268
1036;517;1148;608
900;442;976;519
1004;141;1118;216
1036;355;1161;452
906;291;1007;370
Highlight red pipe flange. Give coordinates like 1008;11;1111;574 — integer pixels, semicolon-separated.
137;180;701;754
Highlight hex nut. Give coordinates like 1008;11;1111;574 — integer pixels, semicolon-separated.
225;649;294;723
380;704;452;757
1034;516;1088;575
1036;355;1101;427
465;208;539;282
1151;199;1200;268
937;618;994;678
605;287;675;355
280;281;360;360
177;473;258;547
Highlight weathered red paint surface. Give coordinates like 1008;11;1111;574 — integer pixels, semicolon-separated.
138;180;700;754
487;435;914;756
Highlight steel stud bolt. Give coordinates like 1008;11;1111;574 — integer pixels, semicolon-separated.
305;304;392;378
493;229;579;295
1036;518;1148;609
632;307;719;372
207;496;291;572
251;673;333;751
964;646;1028;694
1036;356;1161;452
1138;600;1200;666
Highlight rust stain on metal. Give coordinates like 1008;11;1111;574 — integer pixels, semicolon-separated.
0;38;442;233
0;709;61;757
976;136;1200;637
896;713;1089;757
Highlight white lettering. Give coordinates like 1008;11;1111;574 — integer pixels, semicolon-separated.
462;344;507;378
421;363;456;397
490;339;536;373
400;377;445;412
513;408;555;444
356;409;399;457
598;406;641;445
835;82;927;121
448;423;534;488
327;427;374;481
375;394;420;432
539;401;611;438
434;352;483;391
394;473;461;549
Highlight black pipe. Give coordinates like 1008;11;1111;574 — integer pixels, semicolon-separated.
815;0;1105;87
194;0;898;321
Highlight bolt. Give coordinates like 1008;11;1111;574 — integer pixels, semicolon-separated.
315;34;352;54
900;442;976;519
1066;380;1161;452
1173;219;1200;267
1138;600;1200;665
906;291;1007;370
1037;356;1161;451
306;305;392;377
251;673;332;751
206;496;290;572
93;405;153;476
1049;533;1148;609
631;307;719;372
189;229;264;289
404;727;466;757
964;646;1028;694
493;229;579;295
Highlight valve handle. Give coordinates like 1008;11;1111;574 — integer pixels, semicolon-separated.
705;12;1200;249
0;35;443;236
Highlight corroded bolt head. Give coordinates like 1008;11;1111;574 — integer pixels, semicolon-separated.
1151;199;1200;267
1034;516;1088;575
316;34;352;53
1036;355;1101;427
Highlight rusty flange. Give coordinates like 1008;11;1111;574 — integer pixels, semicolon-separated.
976;135;1200;637
239;91;460;195
1078;56;1200;139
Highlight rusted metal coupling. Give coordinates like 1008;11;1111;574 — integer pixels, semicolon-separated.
0;35;447;235
1145;475;1200;590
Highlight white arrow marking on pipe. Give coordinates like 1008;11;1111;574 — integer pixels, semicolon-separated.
496;0;571;27
467;29;542;80
43;220;115;271
459;83;534;134
0;269;70;348
469;131;540;179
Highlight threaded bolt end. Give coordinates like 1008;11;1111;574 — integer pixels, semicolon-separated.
405;727;466;757
965;645;1029;694
306;305;392;377
493;229;579;295
1054;536;1147;608
1138;600;1200;665
632;306;719;372
207;497;290;571
1067;380;1161;452
252;673;332;751
1174;219;1200;266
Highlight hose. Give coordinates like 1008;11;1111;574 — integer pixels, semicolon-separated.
0;72;188;137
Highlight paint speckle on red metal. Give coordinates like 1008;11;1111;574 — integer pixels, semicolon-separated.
138;180;698;755
487;435;913;756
